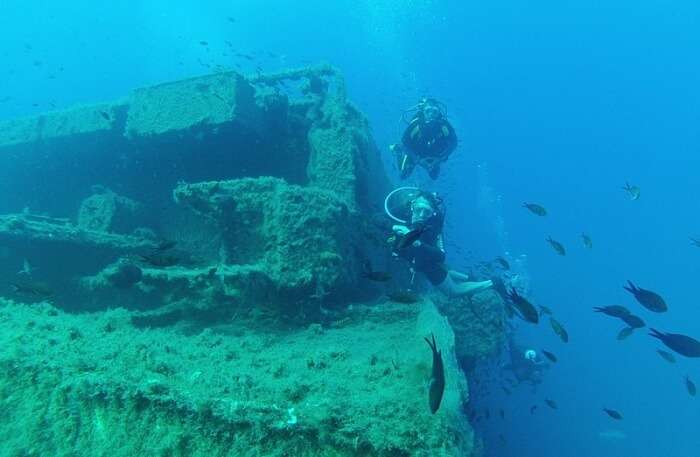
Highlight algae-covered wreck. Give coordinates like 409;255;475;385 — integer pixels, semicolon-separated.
0;65;504;456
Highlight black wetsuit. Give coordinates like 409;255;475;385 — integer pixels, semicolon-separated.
396;222;448;286
397;116;457;179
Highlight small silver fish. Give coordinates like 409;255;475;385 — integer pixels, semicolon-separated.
622;182;640;201
582;233;593;249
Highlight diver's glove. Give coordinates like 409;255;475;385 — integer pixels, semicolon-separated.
392;225;410;236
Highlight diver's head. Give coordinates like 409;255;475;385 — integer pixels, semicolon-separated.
524;349;537;362
419;98;442;123
410;196;436;226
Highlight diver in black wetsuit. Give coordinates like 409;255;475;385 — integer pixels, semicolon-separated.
390;98;458;180
504;339;549;388
387;190;492;297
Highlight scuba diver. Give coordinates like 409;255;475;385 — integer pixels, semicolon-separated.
390;98;458;180
384;187;492;297
503;339;549;388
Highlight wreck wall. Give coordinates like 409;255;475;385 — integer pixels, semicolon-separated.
0;65;392;309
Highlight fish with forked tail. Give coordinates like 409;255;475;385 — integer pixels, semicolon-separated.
523;203;547;216
10;281;53;298
623;281;667;312
685;376;696;396
550;317;569;343
139;253;180;267
424;333;445;414
657;349;676;364
617;327;635;340
506;288;539;324
622;182;640;200
546;237;566;256
620;313;645;329
649;329;700;357
603;408;623;420
361;260;392;282
581;233;593;249
593;305;630;318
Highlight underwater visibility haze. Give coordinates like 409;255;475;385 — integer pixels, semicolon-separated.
1;0;699;456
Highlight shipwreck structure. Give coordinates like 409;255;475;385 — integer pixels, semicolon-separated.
0;65;504;456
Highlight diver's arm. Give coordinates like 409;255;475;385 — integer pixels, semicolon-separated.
446;125;458;156
412;234;446;263
401;119;422;151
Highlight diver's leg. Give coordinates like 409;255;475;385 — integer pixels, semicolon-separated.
437;274;493;298
428;163;441;179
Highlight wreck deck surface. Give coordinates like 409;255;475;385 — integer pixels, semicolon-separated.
0;298;471;456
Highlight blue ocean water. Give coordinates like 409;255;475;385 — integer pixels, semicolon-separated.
1;1;699;455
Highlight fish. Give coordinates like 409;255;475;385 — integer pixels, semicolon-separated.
506;288;539;324
99;111;110;121
395;226;427;250
603;408;623;420
538;305;553;316
685;376;696;396
424;334;445;414
499;409;505;419
494;256;510;270
656;349;676;364
361;260;392;282
582;233;593;249
227;16;236;23
550;317;569;343
10;281;54;297
620;313;645;329
108;263;143;289
386;290;420;304
530;405;537;414
502;386;512;395
0;96;11;103
617;327;635;340
690;237;700;248
623;281;667;312
622;182;640;200
593;305;631;318
544;399;558;409
199;41;209;46
542;350;557;363
17;258;35;276
153;240;177;252
546;237;566;256
649;329;700;357
139;253;180;267
523;202;547;216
